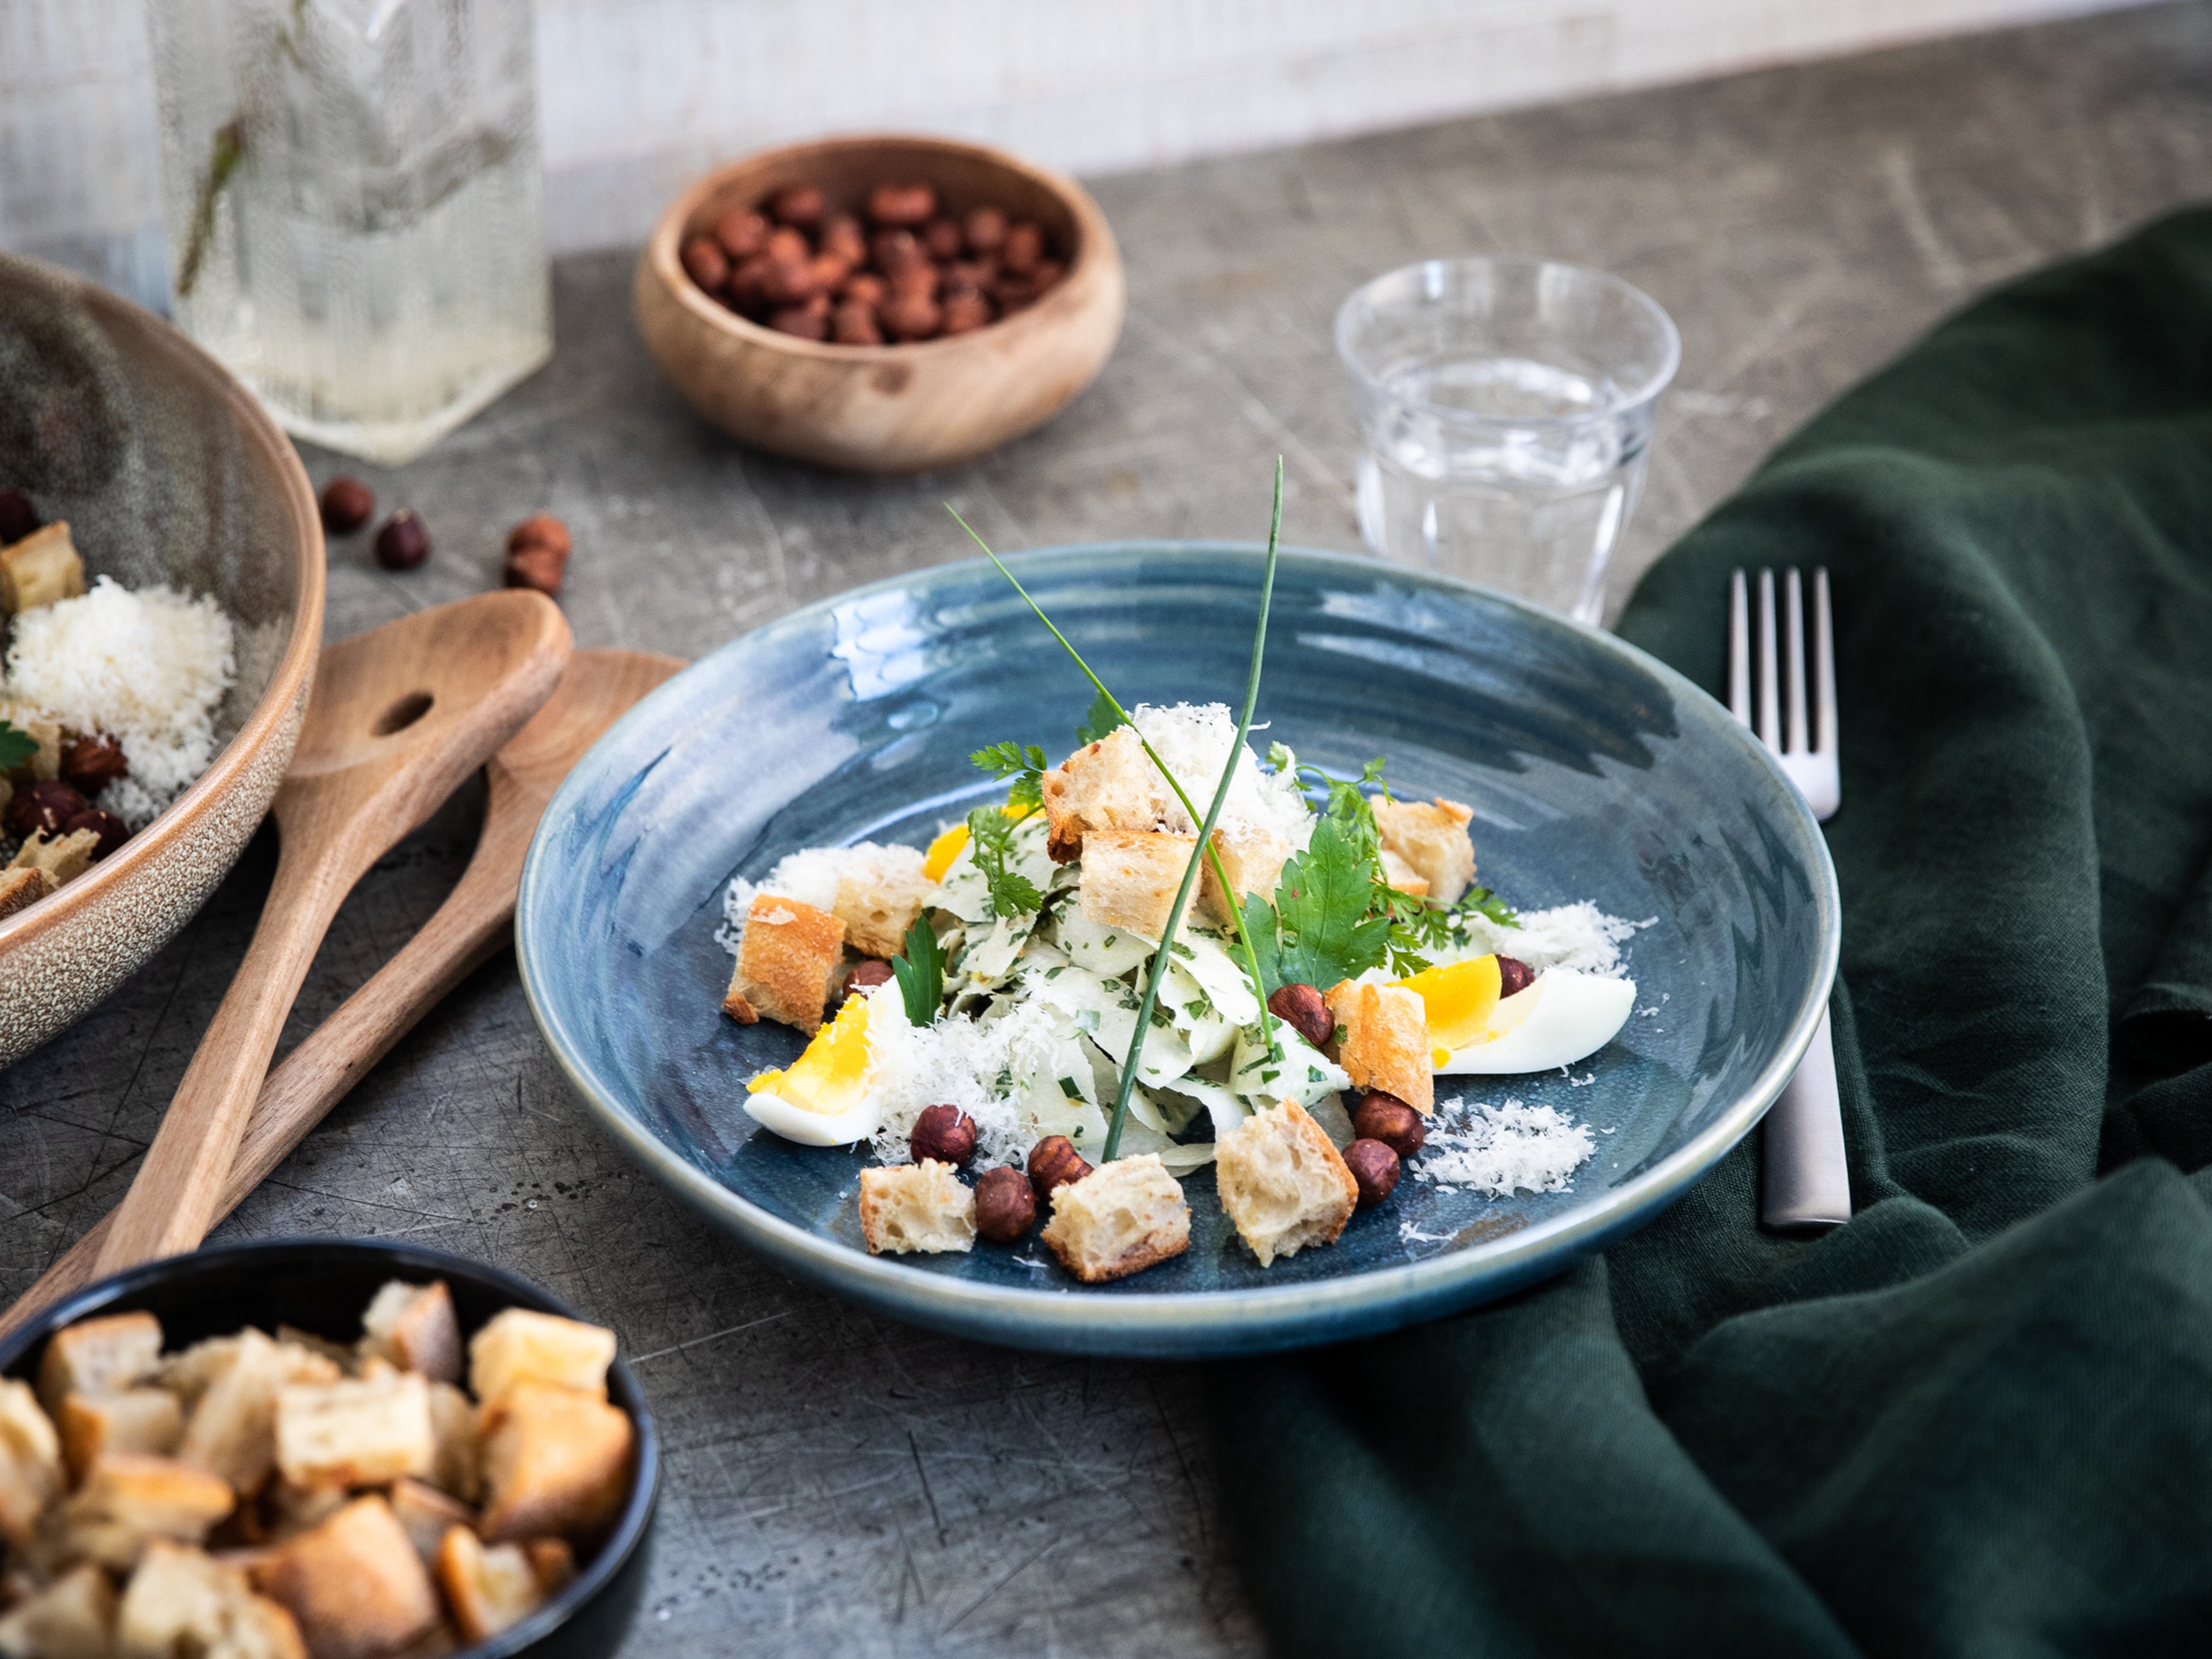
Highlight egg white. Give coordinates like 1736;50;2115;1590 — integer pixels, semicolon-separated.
1435;969;1635;1074
743;1085;885;1146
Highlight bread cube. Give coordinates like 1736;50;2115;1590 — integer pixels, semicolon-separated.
425;1384;479;1503
274;1373;434;1490
1374;796;1476;905
723;893;846;1033
10;829;99;888
1216;1100;1359;1266
0;522;86;615
271;1327;358;1374
59;1387;184;1483
56;1453;234;1570
1040;728;1159;861
1378;848;1429;897
475;1384;633;1544
0;1378;63;1550
434;1527;550;1645
264;1479;350;1544
160;1337;243;1411
253;1497;440;1659
38;1310;163;1414
118;1540;306;1659
524;1537;575;1595
1077;828;1198;940
1040;1154;1191;1284
1196;823;1289;926
466;1310;616;1410
1325;980;1434;1114
177;1331;341;1494
857;1160;976;1255
386;1478;475;1566
358;1280;462;1385
0;1560;117;1659
830;843;932;958
0;867;50;921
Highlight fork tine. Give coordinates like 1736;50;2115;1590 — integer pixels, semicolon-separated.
1784;568;1808;756
1814;566;1837;757
1728;570;1750;725
1756;569;1780;752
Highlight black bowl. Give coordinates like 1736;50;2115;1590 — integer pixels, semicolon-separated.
0;1238;660;1659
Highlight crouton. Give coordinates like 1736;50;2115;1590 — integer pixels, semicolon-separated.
1040;728;1160;861
1;522;86;615
475;1384;633;1544
524;1537;575;1595
830;843;932;958
1215;1100;1359;1266
385;1479;474;1567
1324;981;1434;1114
0;867;48;921
37;1310;163;1414
118;1541;305;1659
59;1388;184;1483
358;1281;462;1385
160;1336;243;1411
253;1497;441;1659
723;893;845;1033
434;1527;551;1645
465;1310;616;1410
1378;848;1429;896
1039;1155;1191;1284
0;1560;117;1659
1374;796;1476;904
10;830;98;889
274;1373;434;1490
0;702;61;781
1078;828;1197;940
176;1330;342;1494
263;1479;350;1544
1195;823;1289;926
0;1379;62;1550
857;1161;976;1255
56;1453;234;1570
425;1384;478;1503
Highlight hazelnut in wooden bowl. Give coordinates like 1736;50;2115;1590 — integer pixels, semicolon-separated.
635;135;1125;473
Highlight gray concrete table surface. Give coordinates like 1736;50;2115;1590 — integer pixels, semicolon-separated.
7;7;2211;1653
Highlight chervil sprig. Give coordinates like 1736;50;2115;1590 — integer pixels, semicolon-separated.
0;721;35;775
971;741;1049;815
964;803;1045;918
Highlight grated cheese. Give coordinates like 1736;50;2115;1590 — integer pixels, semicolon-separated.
1124;703;1315;852
1418;1098;1594;1196
716;842;916;956
1452;902;1649;978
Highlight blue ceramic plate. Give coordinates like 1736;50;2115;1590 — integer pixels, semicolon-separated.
517;545;1838;1358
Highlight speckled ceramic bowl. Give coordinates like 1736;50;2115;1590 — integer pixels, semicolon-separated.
0;252;324;1066
518;544;1840;1358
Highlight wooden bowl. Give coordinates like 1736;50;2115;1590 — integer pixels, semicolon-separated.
634;134;1125;472
0;252;324;1067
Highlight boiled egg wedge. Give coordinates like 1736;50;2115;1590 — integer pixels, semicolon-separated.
1431;965;1636;1075
744;993;884;1145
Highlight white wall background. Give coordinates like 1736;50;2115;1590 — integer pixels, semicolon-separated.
1;0;2145;314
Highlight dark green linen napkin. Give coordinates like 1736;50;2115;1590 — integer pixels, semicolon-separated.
1210;207;2212;1656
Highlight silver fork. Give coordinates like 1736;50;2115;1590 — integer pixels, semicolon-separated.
1730;567;1850;1229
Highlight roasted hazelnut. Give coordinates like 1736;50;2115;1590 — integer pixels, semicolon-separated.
911;1104;979;1167
0;489;37;545
769;184;824;229
507;513;571;559
760;256;819;308
888;261;940;302
59;733;128;794
727;255;775;314
1343;1139;1401;1208
768;300;832;341
319;476;374;535
941;259;992;294
1496;955;1535;998
680;235;730;294
503;547;566;597
868;181;937;228
871;229;926;276
373;510;431;571
1267;983;1335;1050
820;214;868;266
963;205;1008;255
831;302;884;347
974;1165;1037;1242
1353;1091;1426;1157
922;217;964;260
712;207;770;261
880;293;942;342
1001;220;1044;275
60;809;128;861
842;958;895;998
808;251;853;294
940;290;991;336
839;271;887;308
7;780;88;840
763;225;810;266
1028;1135;1093;1200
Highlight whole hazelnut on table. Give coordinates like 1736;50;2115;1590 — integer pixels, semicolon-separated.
319;476;374;535
1353;1091;1426;1157
1266;983;1335;1050
1496;955;1535;998
503;547;566;597
867;181;937;228
61;809;128;861
680;236;730;294
1027;1135;1092;1201
59;733;128;794
373;510;431;571
712;207;769;261
910;1104;978;1168
769;183;824;229
0;489;37;545
974;1166;1036;1243
507;513;571;558
1343;1139;1402;1208
7;781;88;840
842;959;895;998
962;205;1008;255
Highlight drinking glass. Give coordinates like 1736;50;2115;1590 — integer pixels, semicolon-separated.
147;0;552;465
1337;256;1679;626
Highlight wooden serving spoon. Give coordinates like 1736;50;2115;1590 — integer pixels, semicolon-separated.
1;649;679;1337
91;591;572;1278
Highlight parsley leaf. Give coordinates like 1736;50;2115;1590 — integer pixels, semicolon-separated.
970;740;1049;815
0;721;35;774
1456;884;1517;929
1242;814;1393;993
1074;688;1122;747
964;804;1044;918
890;915;944;1026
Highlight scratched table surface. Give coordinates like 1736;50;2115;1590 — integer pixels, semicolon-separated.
7;7;2211;1652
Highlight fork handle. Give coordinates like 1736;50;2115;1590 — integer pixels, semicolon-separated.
1759;1008;1851;1230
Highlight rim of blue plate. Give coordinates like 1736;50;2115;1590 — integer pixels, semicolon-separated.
517;542;1841;1357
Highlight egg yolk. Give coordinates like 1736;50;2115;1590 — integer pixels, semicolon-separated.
747;994;872;1114
922;824;969;882
1397;955;1502;1054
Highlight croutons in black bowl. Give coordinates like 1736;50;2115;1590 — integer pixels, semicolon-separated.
0;1239;658;1659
